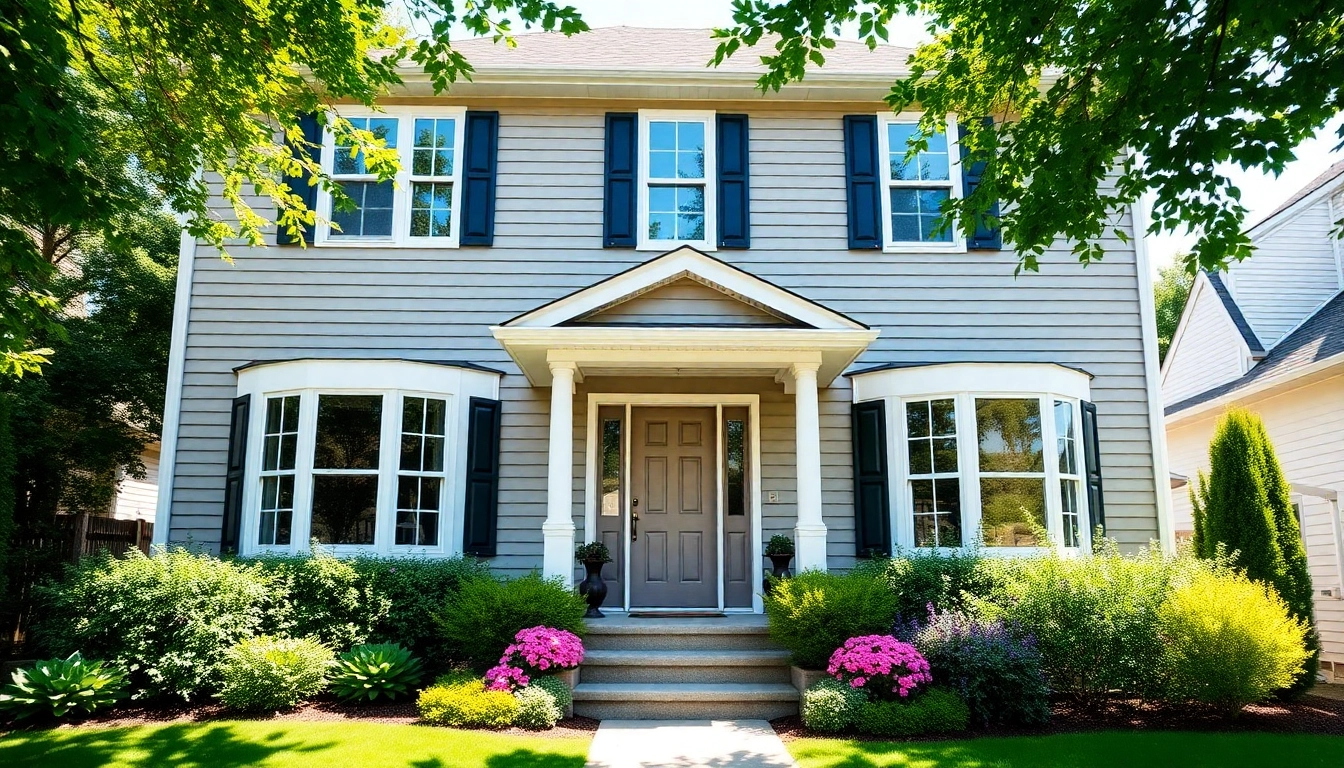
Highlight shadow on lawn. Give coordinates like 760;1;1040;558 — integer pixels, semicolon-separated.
0;723;332;768
411;749;586;768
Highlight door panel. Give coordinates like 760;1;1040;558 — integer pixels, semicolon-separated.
723;406;753;608
631;407;718;608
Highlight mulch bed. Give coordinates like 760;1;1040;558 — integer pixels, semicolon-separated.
771;693;1344;741
3;695;600;739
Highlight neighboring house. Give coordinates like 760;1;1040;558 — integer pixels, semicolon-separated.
155;27;1171;611
1163;162;1344;682
111;442;160;522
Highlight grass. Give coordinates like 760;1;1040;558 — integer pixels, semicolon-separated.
0;720;591;768
790;731;1344;768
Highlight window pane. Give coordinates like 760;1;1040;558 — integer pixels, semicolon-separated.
332;181;394;237
266;397;285;433
258;474;294;546
906;400;930;438
403;396;425;433
400;434;423;472
933;438;958;473
314;395;383;469
263;436;280;472
334;117;399;176
887;123;950;181
891;188;918;214
1061;479;1081;548
649;213;675;240
649;151;676;179
935;478;962;546
1055;400;1078;475
649;185;676;212
395;476;442;546
930;399;956;436
410;182;452;239
423;437;445;473
649;121;676;150
726;419;746;517
601;419;622;517
676;213;705;241
425;399;446;435
311;475;379;545
980;477;1046;547
976;398;1043;473
677;150;705;180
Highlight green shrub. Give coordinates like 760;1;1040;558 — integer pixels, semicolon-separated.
910;610;1049;728
436;573;587;671
976;550;1174;703
530;675;572;714
1158;569;1310;714
218;636;332;712
801;678;866;733
856;687;970;738
417;677;519;728
0;652;127;720
32;547;274;701
513;684;563;729
763;569;900;669
353;556;492;661
329;643;425;702
249;549;389;650
857;551;995;620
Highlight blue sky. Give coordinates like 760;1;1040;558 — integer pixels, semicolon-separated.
450;0;1344;271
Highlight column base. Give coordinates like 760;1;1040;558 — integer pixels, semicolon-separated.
542;520;577;583
794;522;828;572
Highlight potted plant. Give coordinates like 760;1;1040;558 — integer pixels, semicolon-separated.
575;541;613;618
763;534;795;593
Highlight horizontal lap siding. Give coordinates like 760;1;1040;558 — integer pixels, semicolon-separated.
1161;281;1249;404
169;108;1159;567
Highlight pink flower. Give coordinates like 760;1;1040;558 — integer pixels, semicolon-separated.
495;626;585;680
826;635;933;701
484;663;530;692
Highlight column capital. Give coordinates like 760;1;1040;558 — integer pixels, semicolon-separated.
790;361;821;378
548;360;579;376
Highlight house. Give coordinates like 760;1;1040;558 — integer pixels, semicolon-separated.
111;442;160;523
154;27;1171;610
1163;161;1344;682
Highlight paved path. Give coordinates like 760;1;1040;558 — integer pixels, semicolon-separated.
585;720;799;768
1310;683;1344;701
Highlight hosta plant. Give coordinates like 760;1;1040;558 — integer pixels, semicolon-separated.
330;643;426;702
0;653;127;719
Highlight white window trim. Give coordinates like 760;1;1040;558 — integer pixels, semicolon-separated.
637;109;718;252
876;113;967;254
852;363;1092;556
315;105;468;248
236;360;500;558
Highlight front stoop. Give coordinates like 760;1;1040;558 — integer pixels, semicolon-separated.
574;615;799;720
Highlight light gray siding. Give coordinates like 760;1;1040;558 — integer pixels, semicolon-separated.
169;107;1161;569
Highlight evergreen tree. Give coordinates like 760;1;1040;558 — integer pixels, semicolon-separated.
1191;408;1319;691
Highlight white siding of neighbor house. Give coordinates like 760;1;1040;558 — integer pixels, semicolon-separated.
113;445;160;522
1231;194;1344;348
167;106;1161;572
1161;279;1248;406
1167;373;1344;671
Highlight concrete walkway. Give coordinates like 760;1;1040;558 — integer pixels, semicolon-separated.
585;720;799;768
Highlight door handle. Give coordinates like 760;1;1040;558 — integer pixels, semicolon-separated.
631;498;639;541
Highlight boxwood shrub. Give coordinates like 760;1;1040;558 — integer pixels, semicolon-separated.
763;569;900;669
436;573;587;671
855;687;970;738
801;678;866;733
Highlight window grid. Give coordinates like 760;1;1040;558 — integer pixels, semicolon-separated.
396;396;448;546
409;118;456;239
330;117;399;239
639;111;715;249
1054;400;1083;548
258;395;300;546
886;122;955;244
905;398;962;548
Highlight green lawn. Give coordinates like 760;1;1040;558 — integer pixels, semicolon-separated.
790;731;1344;768
0;720;591;768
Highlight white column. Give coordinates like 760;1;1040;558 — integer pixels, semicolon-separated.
792;362;828;571
542;362;578;582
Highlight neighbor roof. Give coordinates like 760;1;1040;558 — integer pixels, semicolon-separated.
447;26;914;75
1166;289;1344;415
1204;271;1264;355
1248;159;1344;231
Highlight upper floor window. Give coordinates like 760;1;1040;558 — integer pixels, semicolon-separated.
638;110;717;250
876;115;965;253
318;107;466;247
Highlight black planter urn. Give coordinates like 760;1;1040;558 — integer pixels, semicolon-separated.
578;560;608;618
764;553;794;594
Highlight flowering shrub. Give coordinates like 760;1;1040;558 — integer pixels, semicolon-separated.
827;635;932;700
484;626;584;692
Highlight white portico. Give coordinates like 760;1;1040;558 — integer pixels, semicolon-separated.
492;247;878;600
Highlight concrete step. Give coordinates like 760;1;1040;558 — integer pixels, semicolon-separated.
572;682;799;721
584;615;777;652
580;649;793;684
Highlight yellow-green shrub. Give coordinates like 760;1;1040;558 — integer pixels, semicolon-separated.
417;676;519;728
1158;569;1309;714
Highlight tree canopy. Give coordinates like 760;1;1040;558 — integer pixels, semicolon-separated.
1154;260;1194;362
712;0;1344;274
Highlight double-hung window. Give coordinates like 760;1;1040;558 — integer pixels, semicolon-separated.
638;110;716;250
318;107;466;247
876;114;964;252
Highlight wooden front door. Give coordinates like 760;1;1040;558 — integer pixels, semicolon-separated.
629;407;718;608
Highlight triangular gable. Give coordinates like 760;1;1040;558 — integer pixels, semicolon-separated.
570;276;798;327
1160;271;1256;405
502;246;867;330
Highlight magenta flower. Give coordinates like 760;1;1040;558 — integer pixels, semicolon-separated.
826;635;933;700
493;626;585;688
484;663;530;691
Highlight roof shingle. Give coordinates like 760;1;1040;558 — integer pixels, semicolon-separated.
1204;270;1264;354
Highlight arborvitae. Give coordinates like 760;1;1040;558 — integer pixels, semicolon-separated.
1191;407;1318;692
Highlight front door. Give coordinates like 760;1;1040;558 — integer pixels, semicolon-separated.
629;407;718;608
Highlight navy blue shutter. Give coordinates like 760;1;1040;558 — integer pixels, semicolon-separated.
603;113;638;248
717;114;751;249
843;115;883;249
460;111;499;246
852;400;892;557
220;394;251;554
1081;400;1105;534
462;397;503;557
959;119;1003;250
277;113;322;245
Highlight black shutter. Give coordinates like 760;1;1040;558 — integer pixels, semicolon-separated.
462;396;503;557
220;394;251;554
852;400;892;557
1081;400;1105;534
603;113;638;248
460;111;499;246
277;113;322;246
843;115;883;250
717;114;751;249
959;119;1003;250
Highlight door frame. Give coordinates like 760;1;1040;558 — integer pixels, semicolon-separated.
584;393;763;613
